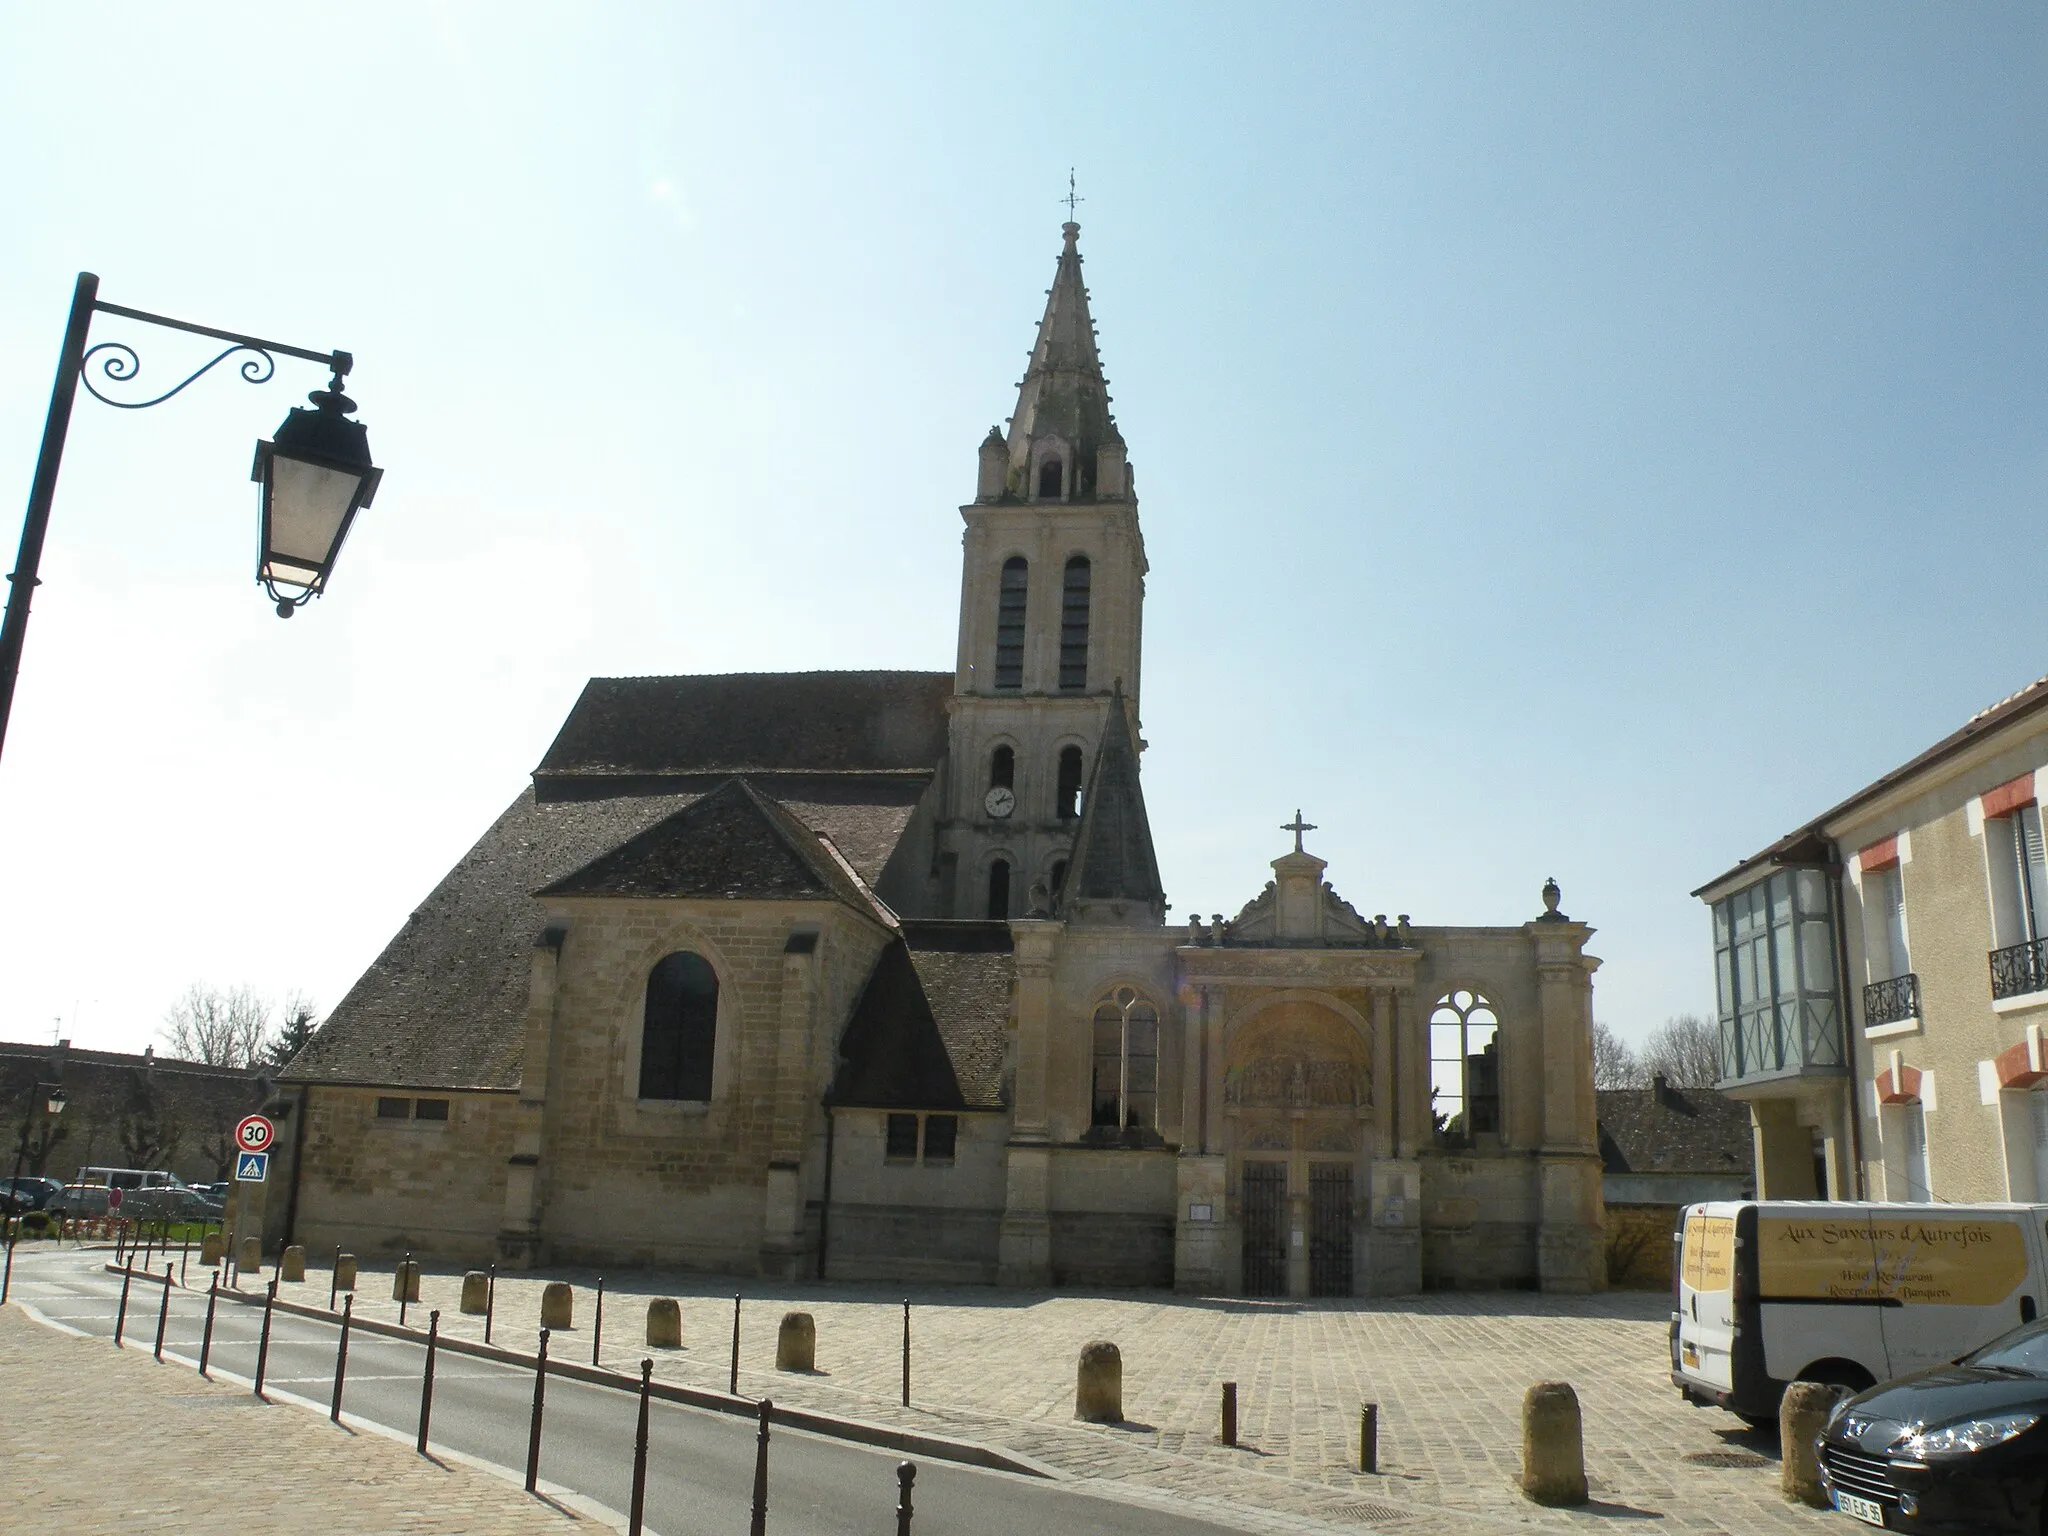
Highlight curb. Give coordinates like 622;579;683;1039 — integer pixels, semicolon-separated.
129;1264;1055;1480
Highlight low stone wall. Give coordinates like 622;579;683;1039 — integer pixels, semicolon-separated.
1050;1212;1173;1289
825;1203;1001;1284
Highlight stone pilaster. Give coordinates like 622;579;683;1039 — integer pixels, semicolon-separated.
497;926;564;1269
998;921;1058;1285
759;933;819;1277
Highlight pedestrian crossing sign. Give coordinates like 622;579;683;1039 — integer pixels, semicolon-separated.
236;1150;270;1182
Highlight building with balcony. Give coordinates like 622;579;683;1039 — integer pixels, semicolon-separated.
1695;671;2048;1201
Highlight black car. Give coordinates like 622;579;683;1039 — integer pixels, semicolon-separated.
0;1176;65;1215
1819;1318;2048;1533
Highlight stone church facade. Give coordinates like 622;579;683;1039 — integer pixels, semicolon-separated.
280;223;1607;1295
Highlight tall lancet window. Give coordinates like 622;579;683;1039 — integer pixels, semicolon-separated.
641;952;719;1101
1059;556;1091;692
994;557;1028;691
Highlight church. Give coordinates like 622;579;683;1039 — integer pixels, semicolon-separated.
280;222;1607;1296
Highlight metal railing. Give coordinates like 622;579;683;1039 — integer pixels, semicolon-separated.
1991;938;2048;1001
1862;973;1919;1027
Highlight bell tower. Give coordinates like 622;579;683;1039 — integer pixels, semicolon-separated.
938;221;1149;921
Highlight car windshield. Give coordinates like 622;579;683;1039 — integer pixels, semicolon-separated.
1967;1321;2048;1375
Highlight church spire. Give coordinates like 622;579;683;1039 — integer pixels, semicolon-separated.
1058;680;1164;924
999;222;1125;502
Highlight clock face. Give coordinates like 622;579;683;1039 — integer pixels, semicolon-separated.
984;786;1016;819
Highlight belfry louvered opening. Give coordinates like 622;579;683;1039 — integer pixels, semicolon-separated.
1060;555;1091;692
994;557;1027;691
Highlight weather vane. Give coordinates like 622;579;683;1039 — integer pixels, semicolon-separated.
1063;168;1084;220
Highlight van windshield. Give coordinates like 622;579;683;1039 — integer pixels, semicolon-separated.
1966;1321;2048;1376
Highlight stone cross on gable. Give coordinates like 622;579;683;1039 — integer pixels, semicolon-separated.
1282;809;1316;853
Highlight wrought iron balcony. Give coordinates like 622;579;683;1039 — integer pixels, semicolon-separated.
1991;938;2048;1002
1862;973;1920;1027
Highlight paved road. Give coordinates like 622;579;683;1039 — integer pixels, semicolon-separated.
11;1246;1255;1536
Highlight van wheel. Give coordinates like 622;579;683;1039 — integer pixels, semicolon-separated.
1800;1362;1875;1393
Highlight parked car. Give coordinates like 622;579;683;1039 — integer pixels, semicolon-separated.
1819;1316;2048;1532
0;1175;65;1215
45;1184;112;1219
124;1185;223;1222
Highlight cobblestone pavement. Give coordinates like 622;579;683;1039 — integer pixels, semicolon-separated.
0;1299;587;1535
215;1252;1836;1535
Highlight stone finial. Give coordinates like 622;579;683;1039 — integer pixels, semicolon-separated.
1075;1340;1123;1422
1537;877;1568;923
1397;914;1413;946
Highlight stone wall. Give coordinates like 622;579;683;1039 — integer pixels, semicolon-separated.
820;1108;1007;1283
291;1087;517;1262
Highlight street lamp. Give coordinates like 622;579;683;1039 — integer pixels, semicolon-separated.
7;1081;68;1208
0;271;382;766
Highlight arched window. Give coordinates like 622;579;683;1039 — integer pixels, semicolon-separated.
641;952;719;1101
1037;457;1063;499
994;557;1027;691
987;859;1011;919
1059;556;1091;692
1091;988;1159;1131
1428;990;1499;1146
989;745;1014;789
1056;745;1084;820
1049;858;1068;897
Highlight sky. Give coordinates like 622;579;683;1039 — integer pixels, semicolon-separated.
1;4;2045;1058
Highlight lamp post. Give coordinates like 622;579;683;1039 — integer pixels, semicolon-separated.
7;1083;68;1210
0;271;382;768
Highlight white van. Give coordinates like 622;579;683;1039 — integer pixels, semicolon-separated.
1671;1200;2048;1423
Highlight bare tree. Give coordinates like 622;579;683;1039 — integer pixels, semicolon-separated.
1593;1022;1647;1089
159;983;273;1069
1641;1013;1723;1088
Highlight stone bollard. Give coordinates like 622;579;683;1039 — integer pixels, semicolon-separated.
200;1231;224;1266
393;1259;422;1303
776;1311;816;1372
1780;1382;1839;1507
541;1281;574;1330
1075;1341;1123;1423
1520;1382;1589;1506
647;1298;682;1349
335;1254;357;1291
280;1245;307;1282
237;1236;262;1275
461;1271;491;1314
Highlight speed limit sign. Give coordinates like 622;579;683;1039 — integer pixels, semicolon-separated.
234;1114;275;1154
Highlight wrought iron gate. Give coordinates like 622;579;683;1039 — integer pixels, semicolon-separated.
1240;1162;1287;1296
1308;1163;1353;1297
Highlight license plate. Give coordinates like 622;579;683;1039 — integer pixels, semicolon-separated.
1681;1342;1699;1367
1833;1491;1886;1528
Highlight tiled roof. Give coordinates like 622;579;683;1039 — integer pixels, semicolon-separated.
1596;1083;1756;1178
538;779;877;910
832;922;1012;1110
285;788;700;1089
1059;685;1163;917
534;671;951;785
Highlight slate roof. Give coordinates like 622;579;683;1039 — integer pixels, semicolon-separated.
1596;1082;1756;1179
284;788;699;1089
539;779;878;911
1059;684;1164;916
832;922;1012;1110
534;671;951;789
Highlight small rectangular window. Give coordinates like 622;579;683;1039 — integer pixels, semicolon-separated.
376;1097;410;1120
413;1098;450;1122
922;1115;958;1163
885;1114;919;1159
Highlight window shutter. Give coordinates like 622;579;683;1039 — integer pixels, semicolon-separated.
1905;1104;1931;1201
1883;868;1910;978
2020;806;2047;944
2031;1092;2048;1201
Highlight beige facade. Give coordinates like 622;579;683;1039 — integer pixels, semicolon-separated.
1697;674;2048;1206
280;221;1607;1294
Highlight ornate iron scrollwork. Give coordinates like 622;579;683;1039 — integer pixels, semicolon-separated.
79;340;277;410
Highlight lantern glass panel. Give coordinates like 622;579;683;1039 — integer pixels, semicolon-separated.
265;455;360;584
